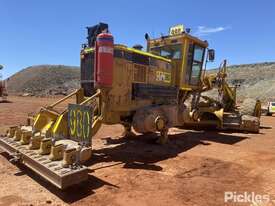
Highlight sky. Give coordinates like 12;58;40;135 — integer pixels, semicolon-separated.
0;0;275;78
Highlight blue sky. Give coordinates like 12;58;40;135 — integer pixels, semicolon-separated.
0;0;274;78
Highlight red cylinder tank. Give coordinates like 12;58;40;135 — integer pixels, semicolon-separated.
95;33;114;87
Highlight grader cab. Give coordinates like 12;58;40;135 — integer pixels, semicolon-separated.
0;23;260;189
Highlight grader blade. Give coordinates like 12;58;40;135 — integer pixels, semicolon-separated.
0;135;88;189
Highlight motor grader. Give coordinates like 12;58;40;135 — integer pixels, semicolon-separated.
182;59;261;132
0;23;260;189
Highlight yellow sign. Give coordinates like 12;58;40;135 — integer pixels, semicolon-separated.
68;104;92;142
169;24;184;36
156;71;171;83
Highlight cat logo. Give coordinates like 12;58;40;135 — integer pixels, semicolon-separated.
156;71;171;83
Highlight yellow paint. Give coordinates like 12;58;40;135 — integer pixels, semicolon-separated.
214;108;224;124
52;114;64;133
180;86;192;91
76;109;83;138
156;71;171;83
83;48;94;53
52;113;68;137
180;39;188;87
169;24;184;36
69;109;76;136
69;107;91;140
83;111;90;139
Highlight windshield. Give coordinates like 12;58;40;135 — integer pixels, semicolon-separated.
150;44;182;59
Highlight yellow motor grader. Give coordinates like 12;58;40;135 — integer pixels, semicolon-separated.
0;23;261;189
182;59;261;132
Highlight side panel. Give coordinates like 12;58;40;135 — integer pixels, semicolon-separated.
104;48;175;115
132;83;178;100
148;59;172;86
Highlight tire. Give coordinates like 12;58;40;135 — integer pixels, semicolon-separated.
239;98;261;117
240;115;260;133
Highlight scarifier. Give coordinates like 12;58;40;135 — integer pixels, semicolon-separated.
0;23;261;189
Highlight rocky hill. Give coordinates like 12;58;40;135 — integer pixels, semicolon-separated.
7;65;80;96
206;62;275;102
6;62;275;102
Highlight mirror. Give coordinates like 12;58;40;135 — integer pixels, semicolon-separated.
208;49;215;61
145;33;150;41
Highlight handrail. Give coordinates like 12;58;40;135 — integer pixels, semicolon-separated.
80;90;101;106
48;89;81;108
53;90;101;116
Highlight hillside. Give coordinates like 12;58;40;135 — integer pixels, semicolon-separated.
6;62;275;102
206;62;275;102
7;65;80;96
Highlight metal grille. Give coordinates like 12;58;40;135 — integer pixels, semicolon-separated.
133;64;147;83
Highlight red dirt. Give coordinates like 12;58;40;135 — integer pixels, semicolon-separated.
1;96;275;206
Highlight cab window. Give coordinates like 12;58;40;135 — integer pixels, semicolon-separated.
150;44;182;59
189;45;205;85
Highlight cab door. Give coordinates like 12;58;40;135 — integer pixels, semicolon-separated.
189;45;205;85
185;43;205;87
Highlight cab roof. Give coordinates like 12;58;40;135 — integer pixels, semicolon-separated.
148;32;209;48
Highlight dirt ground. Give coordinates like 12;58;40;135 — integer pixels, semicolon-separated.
1;96;275;206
